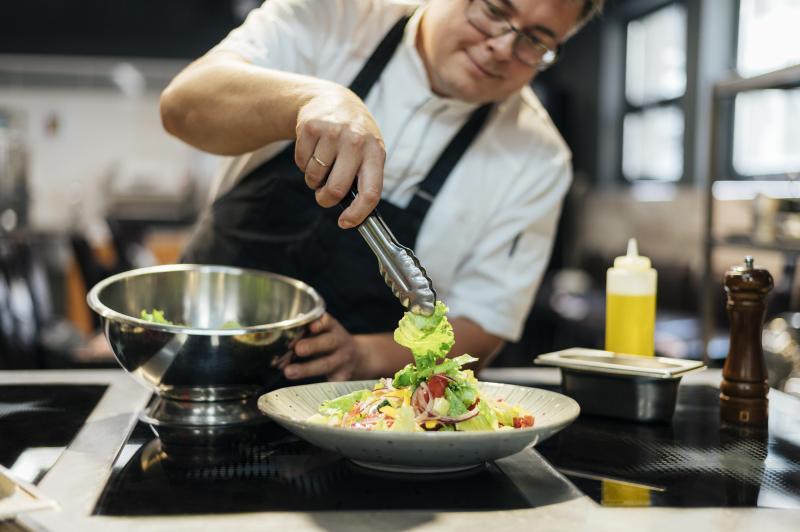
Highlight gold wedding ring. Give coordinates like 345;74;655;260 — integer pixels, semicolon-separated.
312;155;330;168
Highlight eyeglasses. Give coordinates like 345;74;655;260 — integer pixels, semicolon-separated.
465;0;560;70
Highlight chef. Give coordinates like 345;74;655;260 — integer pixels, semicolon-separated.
160;0;603;382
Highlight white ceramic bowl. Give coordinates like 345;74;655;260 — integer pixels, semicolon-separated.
258;380;579;473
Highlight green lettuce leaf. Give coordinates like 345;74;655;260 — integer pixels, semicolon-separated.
392;301;455;386
447;380;479;409
433;354;478;377
389;404;420;432
455;398;499;432
392;364;417;388
444;387;468;416
319;389;370;416
140;309;173;325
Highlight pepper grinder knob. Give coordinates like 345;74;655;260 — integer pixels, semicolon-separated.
720;256;773;425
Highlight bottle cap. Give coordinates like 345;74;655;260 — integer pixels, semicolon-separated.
613;238;651;271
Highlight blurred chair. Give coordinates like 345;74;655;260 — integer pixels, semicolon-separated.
0;233;43;367
0;231;91;369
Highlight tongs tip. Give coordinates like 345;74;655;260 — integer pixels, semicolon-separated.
409;294;436;317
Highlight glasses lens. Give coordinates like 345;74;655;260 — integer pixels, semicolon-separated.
468;0;558;69
515;37;557;68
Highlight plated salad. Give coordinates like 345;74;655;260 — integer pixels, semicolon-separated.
308;302;535;432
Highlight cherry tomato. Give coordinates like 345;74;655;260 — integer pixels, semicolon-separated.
427;374;449;398
512;415;535;428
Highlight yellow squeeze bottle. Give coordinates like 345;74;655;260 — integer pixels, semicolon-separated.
605;238;657;357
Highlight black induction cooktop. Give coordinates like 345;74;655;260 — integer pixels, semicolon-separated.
93;420;547;515
6;377;793;515
0;384;108;484
91;382;800;515
538;385;800;508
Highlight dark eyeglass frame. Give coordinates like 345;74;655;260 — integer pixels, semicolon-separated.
465;0;561;71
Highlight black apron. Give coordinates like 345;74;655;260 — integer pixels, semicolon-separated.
183;15;492;334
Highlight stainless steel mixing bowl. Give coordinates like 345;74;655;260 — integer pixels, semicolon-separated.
87;264;325;401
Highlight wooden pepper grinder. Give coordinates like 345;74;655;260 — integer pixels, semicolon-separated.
720;256;773;425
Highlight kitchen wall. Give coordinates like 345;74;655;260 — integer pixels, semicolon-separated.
0;56;220;242
572;184;787;284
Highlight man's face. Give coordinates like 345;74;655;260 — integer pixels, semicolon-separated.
418;0;583;103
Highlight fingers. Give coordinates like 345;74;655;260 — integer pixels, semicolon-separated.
295;119;334;191
294;114;385;227
284;314;354;380
315;134;362;209
305;138;337;190
339;142;384;228
284;350;349;380
294;314;337;357
294;120;319;173
329;368;353;382
309;313;331;335
294;331;339;358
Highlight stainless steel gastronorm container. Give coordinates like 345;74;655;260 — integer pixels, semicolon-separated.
87;264;325;401
535;348;706;422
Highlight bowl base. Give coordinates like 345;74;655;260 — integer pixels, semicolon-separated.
141;395;266;428
140;395;272;447
349;459;484;474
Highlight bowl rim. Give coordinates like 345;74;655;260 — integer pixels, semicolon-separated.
258;380;581;440
86;263;326;335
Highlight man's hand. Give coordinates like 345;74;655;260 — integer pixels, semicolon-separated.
161;53;384;227
284;313;373;381
294;86;386;228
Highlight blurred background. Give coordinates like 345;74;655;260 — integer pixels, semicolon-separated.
1;0;799;375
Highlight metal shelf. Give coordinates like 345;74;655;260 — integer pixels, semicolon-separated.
702;64;800;365
714;64;800;97
713;235;800;254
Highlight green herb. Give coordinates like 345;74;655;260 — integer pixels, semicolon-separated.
140;308;173;325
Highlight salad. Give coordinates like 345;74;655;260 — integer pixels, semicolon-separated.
139;309;241;329
308;302;535;432
140;308;173;325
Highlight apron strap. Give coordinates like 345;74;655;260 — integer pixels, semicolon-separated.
348;15;411;101
404;102;494;220
350;12;495;223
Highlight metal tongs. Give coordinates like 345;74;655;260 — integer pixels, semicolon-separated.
342;188;436;316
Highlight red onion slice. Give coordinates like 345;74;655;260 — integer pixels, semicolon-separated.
411;382;432;416
418;407;480;425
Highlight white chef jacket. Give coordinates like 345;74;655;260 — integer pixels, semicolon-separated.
208;0;573;342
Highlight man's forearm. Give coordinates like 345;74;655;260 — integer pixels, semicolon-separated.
160;51;332;155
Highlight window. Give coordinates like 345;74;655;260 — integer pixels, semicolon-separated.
625;5;687;106
733;88;800;176
622;3;687;182
732;0;800;178
737;0;800;78
623;106;684;182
